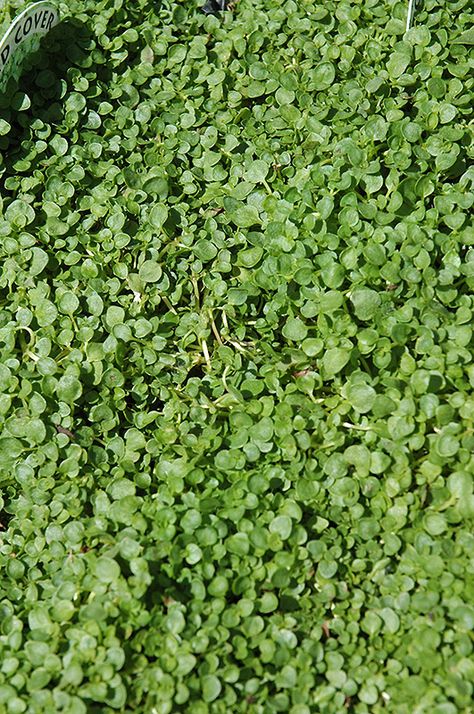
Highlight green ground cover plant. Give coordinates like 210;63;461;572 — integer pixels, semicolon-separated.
0;0;473;711
0;1;28;39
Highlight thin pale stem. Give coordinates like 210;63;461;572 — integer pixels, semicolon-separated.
201;339;211;370
210;311;223;345
406;0;415;31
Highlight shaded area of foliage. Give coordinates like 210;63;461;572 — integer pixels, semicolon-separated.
0;0;473;712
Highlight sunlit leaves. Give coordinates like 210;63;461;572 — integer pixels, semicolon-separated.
229;203;260;228
0;0;473;711
57;374;83;403
138;259;163;282
244;160;270;183
202;675;222;703
322;347;351;377
311;61;336;90
350;288;382;321
282;317;307;342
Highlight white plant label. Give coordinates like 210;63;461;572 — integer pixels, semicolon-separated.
0;2;59;90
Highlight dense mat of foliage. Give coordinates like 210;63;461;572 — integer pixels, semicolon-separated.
0;0;473;711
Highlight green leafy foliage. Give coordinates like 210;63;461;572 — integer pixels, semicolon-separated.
0;0;473;712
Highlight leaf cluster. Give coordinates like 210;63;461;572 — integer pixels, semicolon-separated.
0;0;473;712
